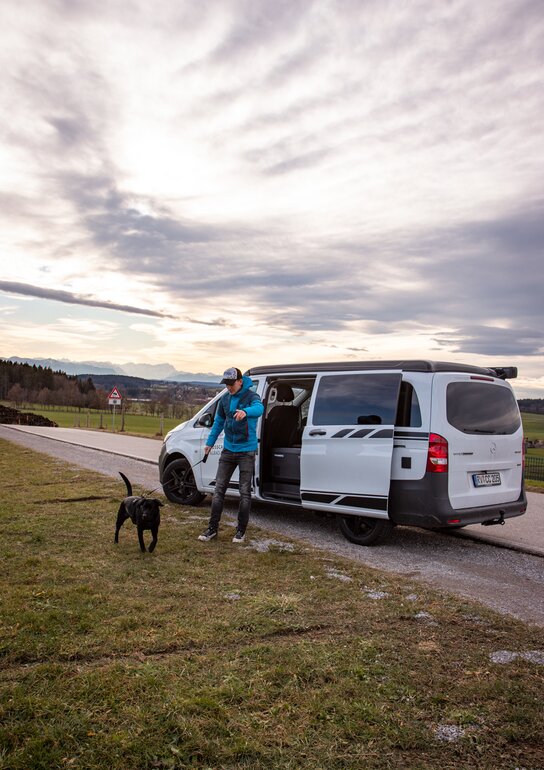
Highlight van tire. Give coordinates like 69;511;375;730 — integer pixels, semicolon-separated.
162;458;206;506
337;515;393;546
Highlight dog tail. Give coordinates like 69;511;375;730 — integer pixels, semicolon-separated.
119;472;132;496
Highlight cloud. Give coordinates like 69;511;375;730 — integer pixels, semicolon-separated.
0;0;543;383
187;317;232;327
433;326;543;357
0;281;176;319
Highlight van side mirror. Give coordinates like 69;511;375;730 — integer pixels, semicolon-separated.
197;413;213;428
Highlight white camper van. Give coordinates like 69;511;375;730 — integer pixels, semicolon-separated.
158;360;526;545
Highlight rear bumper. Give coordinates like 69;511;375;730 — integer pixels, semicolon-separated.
389;474;527;528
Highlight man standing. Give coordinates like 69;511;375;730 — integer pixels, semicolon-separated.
198;367;264;543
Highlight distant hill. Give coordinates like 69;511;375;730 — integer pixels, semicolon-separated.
84;373;221;396
0;359;221;407
8;356;117;376
7;356;221;383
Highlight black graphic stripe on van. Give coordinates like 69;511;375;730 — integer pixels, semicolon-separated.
331;428;394;439
301;491;388;511
368;429;393;439
394;431;429;440
301;492;339;504
337;495;388;511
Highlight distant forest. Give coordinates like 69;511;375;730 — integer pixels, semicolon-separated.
0;360;104;409
0;360;220;415
517;399;544;414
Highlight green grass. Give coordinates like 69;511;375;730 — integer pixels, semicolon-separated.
1;440;543;769
522;413;544;488
521;411;544;443
3;403;186;437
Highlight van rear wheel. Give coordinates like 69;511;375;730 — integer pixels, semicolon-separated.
163;458;205;506
338;515;393;546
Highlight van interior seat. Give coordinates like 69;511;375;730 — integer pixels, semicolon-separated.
267;383;302;448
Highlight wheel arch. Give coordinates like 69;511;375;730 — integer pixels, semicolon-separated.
160;450;188;480
162;455;206;506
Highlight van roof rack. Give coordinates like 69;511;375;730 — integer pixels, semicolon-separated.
245;360;518;378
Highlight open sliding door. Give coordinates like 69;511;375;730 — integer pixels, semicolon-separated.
300;371;402;518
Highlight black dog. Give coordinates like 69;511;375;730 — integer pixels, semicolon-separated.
114;472;163;553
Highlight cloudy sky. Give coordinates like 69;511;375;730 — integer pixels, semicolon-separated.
0;0;543;395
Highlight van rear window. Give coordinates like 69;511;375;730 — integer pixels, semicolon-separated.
446;382;521;435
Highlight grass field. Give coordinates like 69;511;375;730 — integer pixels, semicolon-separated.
1;440;543;769
520;411;544;441
4;403;186;437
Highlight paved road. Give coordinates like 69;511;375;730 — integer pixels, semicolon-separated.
2;424;543;627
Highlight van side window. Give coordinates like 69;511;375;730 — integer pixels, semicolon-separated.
312;374;400;426
395;382;422;427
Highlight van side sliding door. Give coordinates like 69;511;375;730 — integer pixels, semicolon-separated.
300;371;402;518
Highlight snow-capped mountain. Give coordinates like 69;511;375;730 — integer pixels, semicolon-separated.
6;357;221;383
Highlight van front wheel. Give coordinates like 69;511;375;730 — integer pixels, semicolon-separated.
337;515;393;546
162;458;206;506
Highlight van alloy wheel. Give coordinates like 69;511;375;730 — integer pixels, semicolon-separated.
162;458;206;505
337;515;393;546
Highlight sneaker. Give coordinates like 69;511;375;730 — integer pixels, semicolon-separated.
232;529;246;543
198;527;217;542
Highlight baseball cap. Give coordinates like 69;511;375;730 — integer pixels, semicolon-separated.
221;366;243;384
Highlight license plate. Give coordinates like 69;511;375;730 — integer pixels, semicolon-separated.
472;472;501;487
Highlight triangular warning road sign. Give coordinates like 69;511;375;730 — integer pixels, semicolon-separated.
108;387;122;400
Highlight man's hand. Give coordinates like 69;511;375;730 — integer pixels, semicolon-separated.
234;409;246;421
204;445;212;455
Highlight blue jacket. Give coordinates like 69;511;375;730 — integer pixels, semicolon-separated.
206;375;264;452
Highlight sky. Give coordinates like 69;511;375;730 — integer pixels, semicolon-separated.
0;0;543;396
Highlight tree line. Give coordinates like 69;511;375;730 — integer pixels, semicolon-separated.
0;360;107;409
518;399;544;414
0;359;217;420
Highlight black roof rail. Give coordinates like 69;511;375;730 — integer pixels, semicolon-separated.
244;360;514;377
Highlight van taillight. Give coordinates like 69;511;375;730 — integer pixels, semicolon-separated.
427;433;448;473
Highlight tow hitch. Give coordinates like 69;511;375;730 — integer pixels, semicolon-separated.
482;512;505;527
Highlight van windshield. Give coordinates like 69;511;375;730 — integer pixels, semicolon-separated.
446;382;521;435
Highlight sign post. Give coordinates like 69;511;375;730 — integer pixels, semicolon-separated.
108;387;123;432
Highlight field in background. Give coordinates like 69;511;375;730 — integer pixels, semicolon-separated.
1;440;543;770
521;412;544;439
0;402;189;437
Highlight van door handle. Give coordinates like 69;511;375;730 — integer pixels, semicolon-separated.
309;429;327;436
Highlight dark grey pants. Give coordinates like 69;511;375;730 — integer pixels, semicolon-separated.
209;449;256;532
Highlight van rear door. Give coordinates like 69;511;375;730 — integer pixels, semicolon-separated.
432;374;523;510
300;371;402;518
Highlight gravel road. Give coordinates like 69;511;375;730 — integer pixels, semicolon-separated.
2;425;543;627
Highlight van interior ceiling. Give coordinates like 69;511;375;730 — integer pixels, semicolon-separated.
260;377;316;502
